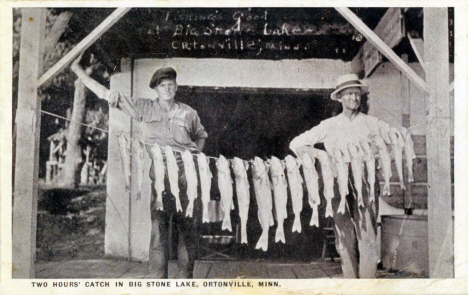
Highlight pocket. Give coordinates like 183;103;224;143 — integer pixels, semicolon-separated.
172;121;192;145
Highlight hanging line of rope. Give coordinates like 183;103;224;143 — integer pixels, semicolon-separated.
39;109;248;163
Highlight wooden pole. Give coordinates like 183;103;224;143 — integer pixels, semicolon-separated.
43;11;73;64
335;7;429;93
60;79;87;187
13;8;46;278
400;54;414;210
424;7;453;278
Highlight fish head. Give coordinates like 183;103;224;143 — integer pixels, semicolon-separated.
347;142;357;156
253;157;267;178
151;143;162;156
269;156;284;176
165;145;174;156
217;155;228;169
301;153;314;168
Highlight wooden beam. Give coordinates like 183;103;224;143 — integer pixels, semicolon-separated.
408;34;425;71
43;11;73;64
13;8;46;278
37;7;131;87
335;7;429;93
424;7;453;278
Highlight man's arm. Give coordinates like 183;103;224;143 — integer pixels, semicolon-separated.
289;123;325;157
70;54;109;100
195;138;206;152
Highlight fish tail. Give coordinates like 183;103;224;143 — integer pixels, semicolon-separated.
400;180;406;190
222;216;232;232
358;195;364;208
255;232;269;251
369;187;375;203
175;198;183;213
383;183;391;196
202;203;209;223
156;196;164;211
292;215;302;233
337;198;346;214
325;203;333;218
310;207;319;227
275;224;286;243
241;223;248;244
185;201;194;218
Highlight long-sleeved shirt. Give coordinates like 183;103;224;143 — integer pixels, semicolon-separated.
289;112;391;163
106;90;208;153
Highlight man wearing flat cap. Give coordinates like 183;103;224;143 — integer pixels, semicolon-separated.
289;73;400;278
71;55;207;278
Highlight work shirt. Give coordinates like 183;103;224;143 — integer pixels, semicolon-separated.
106;90;208;153
289;112;391;162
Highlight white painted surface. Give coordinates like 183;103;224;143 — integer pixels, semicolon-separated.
133;58;351;98
365;61;454;136
105;72;132;259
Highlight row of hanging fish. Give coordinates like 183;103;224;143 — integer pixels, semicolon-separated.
116;127;416;252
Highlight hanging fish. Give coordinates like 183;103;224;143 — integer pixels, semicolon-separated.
372;136;392;196
252;157;273;251
301;153;320;227
359;140;376;203
132;138;147;201
232;157;250;244
315;149;335;217
348;142;365;208
150;143;165;211
389;128;406;190
182;150;198;218
117;134;131;192
165;146;182;212
197;153;212;223
401;128;416;182
217;155;234;232
285;155;304;233
269;156;288;243
332;147;349;214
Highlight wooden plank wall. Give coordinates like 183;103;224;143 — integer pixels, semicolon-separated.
379;135;454;209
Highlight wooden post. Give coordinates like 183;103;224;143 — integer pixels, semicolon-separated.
60;79;87;187
424;8;453;278
104;59;133;259
13;8;46;278
400;54;414;209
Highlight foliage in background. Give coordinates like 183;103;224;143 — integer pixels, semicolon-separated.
13;8;112;180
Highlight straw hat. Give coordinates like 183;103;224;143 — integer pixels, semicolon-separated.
330;73;369;101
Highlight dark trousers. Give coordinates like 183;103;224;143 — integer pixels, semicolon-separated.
148;158;199;279
332;166;380;278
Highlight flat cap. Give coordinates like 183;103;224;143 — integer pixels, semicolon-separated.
149;67;177;88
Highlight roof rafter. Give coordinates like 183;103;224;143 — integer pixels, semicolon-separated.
335;7;429;93
37;7;131;88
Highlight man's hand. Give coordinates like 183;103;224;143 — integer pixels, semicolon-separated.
70;52;84;73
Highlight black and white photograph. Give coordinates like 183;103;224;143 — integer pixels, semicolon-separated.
2;1;468;294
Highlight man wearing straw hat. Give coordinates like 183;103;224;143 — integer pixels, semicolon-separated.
71;54;208;278
289;73;396;278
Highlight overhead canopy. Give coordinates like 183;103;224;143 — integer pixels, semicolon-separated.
56;8;394;63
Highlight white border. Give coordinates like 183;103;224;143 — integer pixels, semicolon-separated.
1;1;467;294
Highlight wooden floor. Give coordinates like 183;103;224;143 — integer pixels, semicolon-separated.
35;259;343;279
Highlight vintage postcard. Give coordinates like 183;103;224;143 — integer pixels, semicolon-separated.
1;0;467;294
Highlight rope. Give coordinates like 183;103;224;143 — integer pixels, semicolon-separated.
40;108;251;163
40;109;109;134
